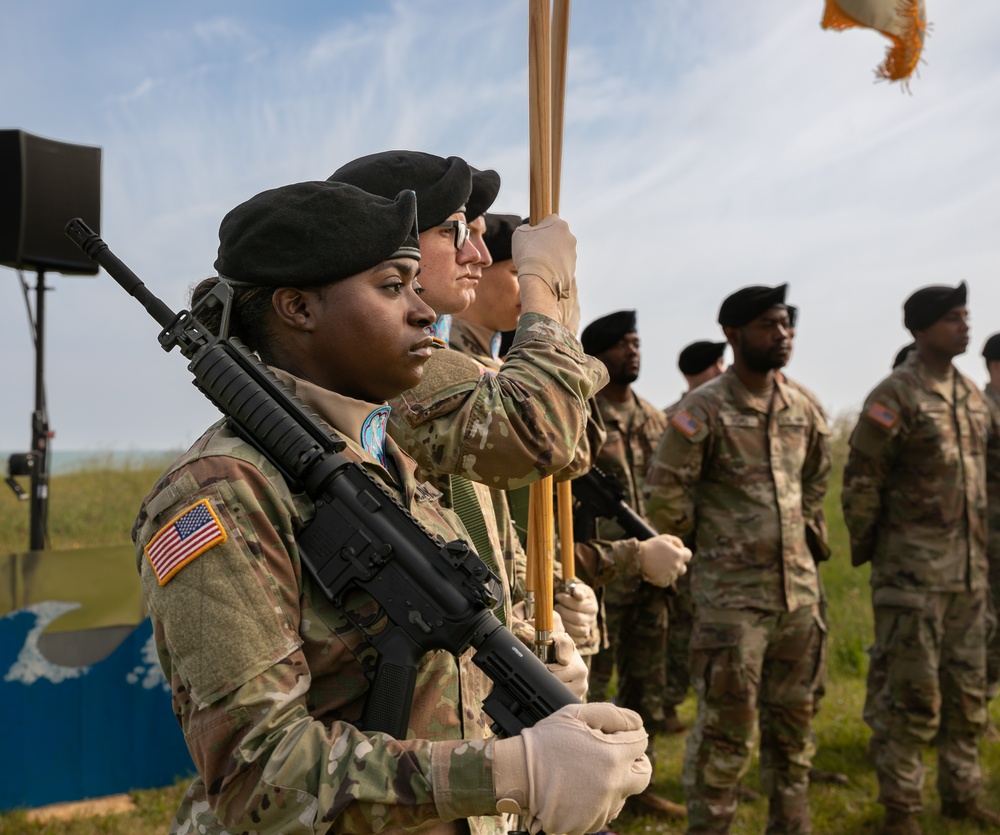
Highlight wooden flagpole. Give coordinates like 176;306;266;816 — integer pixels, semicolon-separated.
550;0;577;589
527;0;555;658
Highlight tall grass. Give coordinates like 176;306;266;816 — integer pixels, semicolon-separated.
2;440;999;834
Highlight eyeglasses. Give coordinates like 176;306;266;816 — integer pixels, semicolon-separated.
436;219;470;251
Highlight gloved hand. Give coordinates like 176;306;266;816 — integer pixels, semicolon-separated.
547;632;589;699
638;534;692;587
493;703;652;835
554;582;599;653
512;215;576;304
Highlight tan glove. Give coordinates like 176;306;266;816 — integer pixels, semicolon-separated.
638;534;692;587
554;582;599;652
547;632;589;699
512;214;576;304
493;703;652;835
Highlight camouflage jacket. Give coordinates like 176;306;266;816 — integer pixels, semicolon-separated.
132;372;507;835
388;313;608;491
842;353;994;594
987;384;1000;566
580;392;667;590
450;318;503;372
643;369;831;612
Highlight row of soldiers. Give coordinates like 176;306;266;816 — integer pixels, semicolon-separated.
577;282;1000;835
129;145;998;835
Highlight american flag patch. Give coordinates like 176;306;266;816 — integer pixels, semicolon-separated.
145;498;227;586
671;409;702;437
867;401;899;429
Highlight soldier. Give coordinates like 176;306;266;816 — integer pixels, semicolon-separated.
328;153;600;677
661;339;728;735
578;309;693;820
644;284;831;835
130;180;653;835
842;283;999;834
984;333;1000;706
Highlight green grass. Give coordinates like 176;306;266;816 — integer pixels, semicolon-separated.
2;442;999;834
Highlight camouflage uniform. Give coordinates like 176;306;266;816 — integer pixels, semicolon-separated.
660;397;695;721
133;371;512;835
644;369;830;835
584;392;669;740
389;313;607;491
842;352;996;814
985;383;1000;700
393;315;608;640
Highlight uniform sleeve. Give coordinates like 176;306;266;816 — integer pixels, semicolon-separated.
136;458;497;833
389;313;609;490
574;538;642;588
642;401;710;540
841;386;906;568
801;400;832;533
986;396;1000;559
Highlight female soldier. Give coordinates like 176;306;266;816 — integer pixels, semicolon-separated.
131;180;650;835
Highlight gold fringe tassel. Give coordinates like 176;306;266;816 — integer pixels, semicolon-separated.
822;0;927;83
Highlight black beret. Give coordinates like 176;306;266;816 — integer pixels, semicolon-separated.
328;151;472;230
466;167;502;221
581;310;637;355
903;282;967;332
983;333;1000;362
483;213;524;264
892;342;915;369
215;181;419;287
787;305;799;329
718;284;788;328
678;341;727;376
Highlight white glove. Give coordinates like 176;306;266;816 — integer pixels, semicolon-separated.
554;582;599;651
493;703;652;835
638;534;692;587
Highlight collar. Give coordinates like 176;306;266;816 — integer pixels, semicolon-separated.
724;368;790;413
450;317;501;363
906;352;963;405
426;314;452;347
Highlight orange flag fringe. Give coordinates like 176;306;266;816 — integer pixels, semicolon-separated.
822;0;927;84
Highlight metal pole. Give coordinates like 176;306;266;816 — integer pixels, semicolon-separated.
29;269;49;551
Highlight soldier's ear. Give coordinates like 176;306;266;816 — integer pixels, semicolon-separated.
272;287;319;333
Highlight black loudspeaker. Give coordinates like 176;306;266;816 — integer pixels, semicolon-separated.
0;129;102;275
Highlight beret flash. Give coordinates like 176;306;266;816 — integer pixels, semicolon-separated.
903;282;967;332
483;213;525;264
466;166;502;221
718;284;788;328
982;332;1000;362
581;310;637;356
329;150;472;230
678;340;727;376
215;181;419;287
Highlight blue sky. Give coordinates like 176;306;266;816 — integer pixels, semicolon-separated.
2;1;999;451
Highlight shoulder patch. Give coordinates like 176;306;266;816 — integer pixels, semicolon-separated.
145;498;228;586
866;401;899;430
671;409;702;437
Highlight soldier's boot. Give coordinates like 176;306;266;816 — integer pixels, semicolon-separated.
626;788;686;820
880;808;923;835
941;800;1000;829
808;767;849;786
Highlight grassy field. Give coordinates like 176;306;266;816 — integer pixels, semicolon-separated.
2;441;999;834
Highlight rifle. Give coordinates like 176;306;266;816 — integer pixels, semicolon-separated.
571;466;658;541
65;218;579;741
